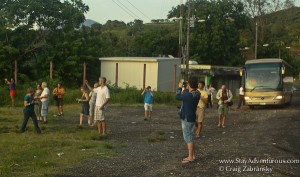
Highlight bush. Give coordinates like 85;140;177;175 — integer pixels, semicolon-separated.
0;84;178;106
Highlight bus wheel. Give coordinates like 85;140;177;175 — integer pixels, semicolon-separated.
249;105;254;109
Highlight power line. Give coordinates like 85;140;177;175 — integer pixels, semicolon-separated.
116;0;141;19
112;0;136;20
125;0;151;20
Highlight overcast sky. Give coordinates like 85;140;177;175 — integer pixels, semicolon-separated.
82;0;300;24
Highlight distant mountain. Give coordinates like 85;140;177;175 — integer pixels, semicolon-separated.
83;19;100;27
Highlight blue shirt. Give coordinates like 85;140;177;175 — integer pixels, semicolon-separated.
176;88;200;122
144;91;153;104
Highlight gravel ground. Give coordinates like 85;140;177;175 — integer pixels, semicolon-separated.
56;93;300;177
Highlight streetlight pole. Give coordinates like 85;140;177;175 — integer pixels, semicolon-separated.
185;0;191;81
255;22;258;59
178;0;183;59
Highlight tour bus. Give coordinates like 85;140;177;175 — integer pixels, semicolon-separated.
240;59;294;108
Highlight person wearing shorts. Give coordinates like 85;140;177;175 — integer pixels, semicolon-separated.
53;83;65;116
40;82;50;124
4;78;16;107
216;84;233;128
141;86;153;121
78;86;91;126
176;77;200;164
85;77;110;135
196;81;208;138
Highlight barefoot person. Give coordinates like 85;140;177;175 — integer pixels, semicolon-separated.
216;83;233;128
176;77;200;164
40;82;50;124
78;86;91;126
195;81;208;138
4;78;16;107
53;83;65;116
85;77;110;135
141;86;154;121
20;87;41;134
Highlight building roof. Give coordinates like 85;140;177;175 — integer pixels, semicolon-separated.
99;57;180;62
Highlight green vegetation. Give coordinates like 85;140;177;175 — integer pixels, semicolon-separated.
0;85;178;107
146;131;166;143
0;104;116;177
1;0;300;87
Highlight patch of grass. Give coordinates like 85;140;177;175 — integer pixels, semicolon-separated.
0;126;10;133
103;143;113;149
156;130;165;136
146;130;167;142
146;135;166;143
0;104;115;177
120;143;128;148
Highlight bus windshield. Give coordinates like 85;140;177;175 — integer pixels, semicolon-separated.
245;63;282;92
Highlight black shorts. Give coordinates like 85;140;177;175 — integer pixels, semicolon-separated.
81;103;90;116
55;98;64;106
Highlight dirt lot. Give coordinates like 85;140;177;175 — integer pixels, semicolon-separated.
57;92;300;177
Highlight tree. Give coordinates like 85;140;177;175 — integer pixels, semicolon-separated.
168;0;249;66
0;0;89;85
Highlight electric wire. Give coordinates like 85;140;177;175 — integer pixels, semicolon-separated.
112;0;136;19
125;0;151;20
116;0;141;19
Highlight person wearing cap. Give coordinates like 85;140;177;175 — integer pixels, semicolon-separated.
85;77;110;135
141;86;154;121
53;83;65;116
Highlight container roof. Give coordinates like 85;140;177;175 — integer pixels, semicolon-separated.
99;57;180;62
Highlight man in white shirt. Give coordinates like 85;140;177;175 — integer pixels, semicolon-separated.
86;77;110;135
237;86;244;109
40;82;50;124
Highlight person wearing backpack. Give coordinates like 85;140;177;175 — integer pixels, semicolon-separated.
216;83;233;128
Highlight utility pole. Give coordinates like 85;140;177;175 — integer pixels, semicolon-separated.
255;22;258;59
50;61;53;80
185;0;191;81
83;61;86;85
178;0;183;59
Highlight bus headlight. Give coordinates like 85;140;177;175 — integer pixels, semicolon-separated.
274;95;283;100
244;96;251;100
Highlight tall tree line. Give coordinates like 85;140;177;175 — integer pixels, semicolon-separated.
0;0;299;87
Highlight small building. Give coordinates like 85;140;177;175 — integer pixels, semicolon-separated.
99;57;181;92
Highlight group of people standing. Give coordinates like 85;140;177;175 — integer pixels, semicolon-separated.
80;77;110;135
176;78;234;164
3;75;110;135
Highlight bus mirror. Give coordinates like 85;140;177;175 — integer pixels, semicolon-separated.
240;69;243;76
282;67;285;75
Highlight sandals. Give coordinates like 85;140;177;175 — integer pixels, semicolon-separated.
181;158;194;164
